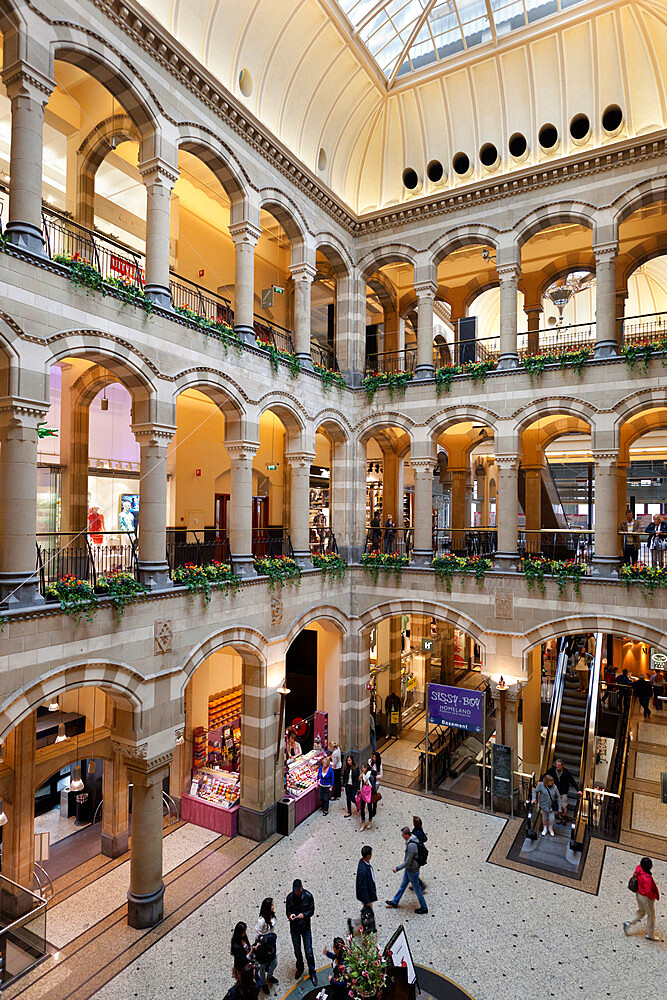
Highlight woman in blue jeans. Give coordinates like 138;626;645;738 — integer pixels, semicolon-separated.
317;756;334;815
254;898;278;994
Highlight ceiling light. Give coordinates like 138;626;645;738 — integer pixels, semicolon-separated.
70;765;85;793
48;698;60;712
55;723;68;743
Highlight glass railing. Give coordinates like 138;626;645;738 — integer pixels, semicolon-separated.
0;875;48;986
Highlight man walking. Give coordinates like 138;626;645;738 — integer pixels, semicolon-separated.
286;879;317;984
385;827;428;914
355;845;378;932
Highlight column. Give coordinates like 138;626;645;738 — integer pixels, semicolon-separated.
388;617;402;736
524;305;542;356
496;263;520;369
286;453;314;568
229;222;261;344
487;677;524;766
523;465;542;554
381;448;399;525
131;422;176;590
330;438;351;562
616;461;628;541
522;649;543;779
0;401;48;608
414;282;436;380
138;157;179;310
238;659;278;840
227;442;259;578
592;450;620;575
475;462;488;527
124;752;172;929
465;476;474;529
1;715;36;914
101;747;129;858
412;459;434;567
335;271;365;387
290;263;316;369
450;468;467;552
2;65;54;254
594;243;619;358
338;630;369;757
495;455;520;569
382;304;399;355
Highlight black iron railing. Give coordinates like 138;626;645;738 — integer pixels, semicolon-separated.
311;341;338;371
434;337;499;367
36;531;138;593
619;311;667;346
165;528;232;572
310;527;338;555
364;348;416;376
254;316;294;354
251;528;294;559
519;528;593;565
364;525;413;557
433;527;497;557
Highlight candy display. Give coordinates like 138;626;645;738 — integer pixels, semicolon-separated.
193;727;208;769
285;749;325;799
191;767;240;809
208;685;242;730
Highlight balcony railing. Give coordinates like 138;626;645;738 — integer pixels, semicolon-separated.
518;321;596;359
166;528;232;571
364;525;414;557
310;340;338;371
36;531;138;593
310;527;338;555
434;337;499;367
253;316;294;354
251;528;294;559
0;874;48;986
519;527;594;564
619;311;667;346
433;527;497;557
365;348;416;376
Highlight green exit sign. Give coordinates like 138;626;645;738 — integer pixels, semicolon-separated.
266;463;278;471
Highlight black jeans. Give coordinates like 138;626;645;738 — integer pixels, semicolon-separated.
345;786;357;814
360;798;376;823
319;786;331;813
290;923;315;976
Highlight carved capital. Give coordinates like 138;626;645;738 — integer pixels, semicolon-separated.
131;422;176;447
592;450;619;465
138;156;179;190
229;221;262;247
496;454;521;471
286;452;315;471
1;62;55;103
496;262;521;284
413;281;437;300
0;398;50;432
411;458;436;475
289;263;317;283
593;242;618;265
227;441;260;463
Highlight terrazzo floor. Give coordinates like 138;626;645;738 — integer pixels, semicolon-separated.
35;805;88;846
78;787;665;1000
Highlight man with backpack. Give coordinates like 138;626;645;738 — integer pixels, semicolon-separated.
385;826;428;914
410;815;428;893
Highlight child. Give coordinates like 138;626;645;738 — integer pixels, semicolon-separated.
323;937;347;998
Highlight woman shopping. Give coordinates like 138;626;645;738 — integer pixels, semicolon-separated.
342;754;360;818
358;761;377;831
254;898;278;994
317;755;334;816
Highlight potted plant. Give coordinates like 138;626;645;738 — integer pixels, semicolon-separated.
343;932;388;1000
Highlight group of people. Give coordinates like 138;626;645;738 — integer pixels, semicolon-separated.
531;758;581;837
367;512;412;555
317;750;383;829
620;507;667;566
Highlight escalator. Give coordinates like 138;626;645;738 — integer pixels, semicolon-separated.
517;459;569;531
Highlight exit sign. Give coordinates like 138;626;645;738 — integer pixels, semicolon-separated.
266;463;278;471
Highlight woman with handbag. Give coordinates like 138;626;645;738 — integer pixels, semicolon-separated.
357;762;376;831
342;754;360;818
254;898;278;994
647;514;667;568
531;773;562;838
624;857;662;941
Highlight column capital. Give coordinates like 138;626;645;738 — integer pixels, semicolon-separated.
593;242;618;264
285;452;315;470
112;739;173;777
137;156;179;189
289;262;317;283
523;304;543;316
412;458;436;475
0;397;50;430
229;220;262;247
131;422;176;446
227;440;260;462
592;449;619;463
496;262;521;283
495;454;521;470
1;62;54;103
413;280;437;299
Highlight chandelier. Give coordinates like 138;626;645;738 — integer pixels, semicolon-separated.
544;270;594;324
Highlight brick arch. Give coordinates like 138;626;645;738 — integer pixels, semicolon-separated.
0;661;145;742
358;600;487;649
523;616;667;657
179;129;249;212
430;225;500;267
358;245;417;282
173;372;248;440
612;177;667;230
513;202;596;249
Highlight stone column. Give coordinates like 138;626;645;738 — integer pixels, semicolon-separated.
227;442;259;578
487;678;524;777
524;305;542;356
131;422;176;590
412;459;434;567
338;629;369;758
330;438;351;562
336;271;365;387
616;461;628;541
101;747;129;858
239;659;278;840
414;282;436;380
124;751;172;929
2;65;54;254
290;263;316;369
523;465;542;554
592;450;620;576
497;263;520;369
450;468;467;552
1;714;36;912
594;243;619;358
286;453;314;568
229;222;261;344
495;455;520;569
138;157;179;310
0;401;48;608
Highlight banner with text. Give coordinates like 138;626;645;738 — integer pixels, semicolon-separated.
428;683;484;732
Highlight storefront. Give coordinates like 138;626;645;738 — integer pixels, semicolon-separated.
284;710;329;825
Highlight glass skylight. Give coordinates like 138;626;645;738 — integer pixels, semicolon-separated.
337;0;588;82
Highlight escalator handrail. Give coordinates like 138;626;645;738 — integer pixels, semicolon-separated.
571;631;603;848
528;636;568;836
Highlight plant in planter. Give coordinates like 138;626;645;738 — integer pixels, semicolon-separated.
434;360;494;394
257;338;302;377
621;338;667;372
312;552;348;580
253;555;301;589
46;574;98;625
620;562;667;597
343;932;388;1000
172;560;241;606
174;304;241;354
106;274;154;316
522;346;594;381
96;571;147;620
53;252;105;295
313;363;346;391
362;370;414;403
360;551;409;582
432;554;492;591
520;555;586;596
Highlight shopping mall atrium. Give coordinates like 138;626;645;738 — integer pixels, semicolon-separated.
0;0;665;997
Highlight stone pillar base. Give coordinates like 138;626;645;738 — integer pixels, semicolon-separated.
127;883;165;929
591;556;619;578
144;284;173;311
413;364;434;381
342;369;363;388
494;552;518;571
0;572;45;610
411;549;432;568
349;545;364;565
496;354;519;371
101;830;129;858
293;550;312;570
296;353;314;372
6;221;45;256
238;802;277;841
235;325;257;346
138;562;173;591
594;341;618;359
233;555;257;579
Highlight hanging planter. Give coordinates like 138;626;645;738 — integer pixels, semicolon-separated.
47;575;98;626
434;360;494;394
360;551;409;582
362;370;414;403
522;346;593;380
253;555;301;589
431;554;492;591
314;363;346;391
172;561;242;606
312;553;348;580
96;571;148;621
620;562;667;596
520;555;587;596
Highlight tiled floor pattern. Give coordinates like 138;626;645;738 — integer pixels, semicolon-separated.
35;805;88;846
19;786;663;1000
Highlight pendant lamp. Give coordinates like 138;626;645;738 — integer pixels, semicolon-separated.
55;723;67;743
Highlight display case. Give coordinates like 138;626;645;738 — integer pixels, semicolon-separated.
285;748;326;825
181;766;239;836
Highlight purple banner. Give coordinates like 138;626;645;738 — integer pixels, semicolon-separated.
428;684;483;732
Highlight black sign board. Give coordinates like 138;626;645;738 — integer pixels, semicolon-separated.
492;743;512;798
662;772;667;805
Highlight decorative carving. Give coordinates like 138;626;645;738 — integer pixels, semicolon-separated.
154;618;173;654
271;594;283;625
495;592;514;619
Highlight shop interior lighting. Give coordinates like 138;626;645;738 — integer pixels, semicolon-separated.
70;764;85;793
48;698;60;712
55;723;68;743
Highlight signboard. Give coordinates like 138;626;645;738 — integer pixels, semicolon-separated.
662;772;667;805
421;638;434;653
261;287;274;309
428;683;483;732
492;743;513;798
384;924;418;988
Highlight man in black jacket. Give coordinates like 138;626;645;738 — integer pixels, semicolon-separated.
354;845;377;933
546;759;580;824
286;879;316;985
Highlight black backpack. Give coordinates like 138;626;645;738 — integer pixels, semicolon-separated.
416;841;429;867
255;932;277;964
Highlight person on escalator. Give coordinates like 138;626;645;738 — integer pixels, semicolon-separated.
574;649;589;693
546;759;581;825
633;676;653;720
531;773;562;838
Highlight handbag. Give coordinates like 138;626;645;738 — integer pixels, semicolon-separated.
371;790;382;804
361;782;372;803
355;791;362;809
628;873;639;893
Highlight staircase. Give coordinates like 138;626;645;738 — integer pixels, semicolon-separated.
553;675;588;790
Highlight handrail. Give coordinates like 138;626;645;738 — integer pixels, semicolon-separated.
162;790;180;825
33;862;53;902
570;631;603;849
93;799;104;825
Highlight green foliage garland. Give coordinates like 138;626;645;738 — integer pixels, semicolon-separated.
47;574;98;626
522;346;594;381
520;555;587;596
620;562;667;597
313;363;346;391
173;304;241;354
362;370;414;403
253;555;301;589
96;571;147;620
431;554;492;591
360;551;409;582
434;360;494;394
620;338;667;372
172;561;242;606
257;339;302;377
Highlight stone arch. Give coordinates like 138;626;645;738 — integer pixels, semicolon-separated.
523;615;667;657
612;387;667;438
358;600;487;650
257;394;309;451
314;412;350;444
513;201;596;248
76;114;140;228
0;313;21;397
357;412;415;447
179;626;268;696
463;276;500;314
612;177;667;230
173;372;247;440
511;397;597;439
619;406;667;460
259;190;308;246
536;256;597;301
358;245;417;282
620;237;667;288
178;128;249;214
428;404;500;443
284;606;349;649
430;226;500;267
314;238;352;278
0;661;145;742
46;333;157;411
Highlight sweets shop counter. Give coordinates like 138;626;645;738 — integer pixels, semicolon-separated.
181;766;240;836
285;749;326;825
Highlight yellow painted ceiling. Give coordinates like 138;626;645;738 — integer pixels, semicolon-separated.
138;0;666;212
